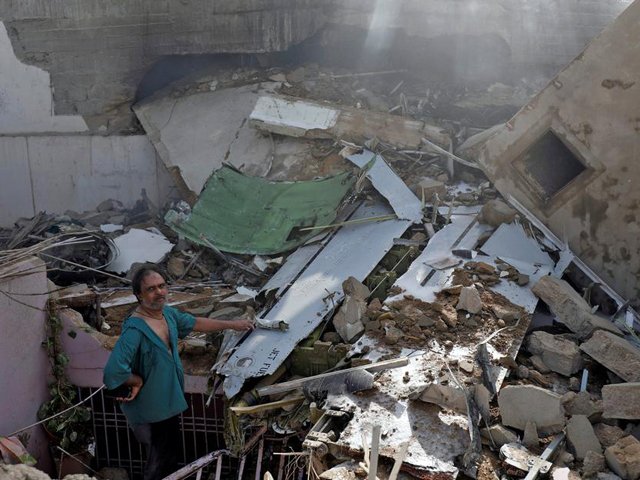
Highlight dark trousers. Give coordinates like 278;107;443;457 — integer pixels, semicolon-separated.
132;415;181;480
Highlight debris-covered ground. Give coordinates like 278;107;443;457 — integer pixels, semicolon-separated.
1;63;639;480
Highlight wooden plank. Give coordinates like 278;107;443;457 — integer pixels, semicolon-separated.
229;396;305;415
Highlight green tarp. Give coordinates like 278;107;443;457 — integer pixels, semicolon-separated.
165;166;354;255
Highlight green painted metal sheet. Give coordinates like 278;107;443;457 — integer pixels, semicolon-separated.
165;166;354;255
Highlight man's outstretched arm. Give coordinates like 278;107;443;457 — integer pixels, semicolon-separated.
193;317;254;333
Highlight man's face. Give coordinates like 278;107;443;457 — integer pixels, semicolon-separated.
138;272;168;310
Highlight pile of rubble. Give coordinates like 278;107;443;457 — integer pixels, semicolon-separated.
1;62;639;480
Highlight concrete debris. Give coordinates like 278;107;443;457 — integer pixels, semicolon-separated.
333;296;366;342
605;436;640;480
341;276;370;300
2;37;640;480
602;383;640;419
415;177;447;201
478;199;517;227
527;331;584;376
566;415;602;460
456;285;483;314
532;276;623;339
595;423;628;449
319;463;359;479
583;451;607;478
562;391;603;421
480;425;519;448
581;331;640;382
383;324;403;345
418;383;468;414
530;355;552;373
498;385;566;434
250;94;451;149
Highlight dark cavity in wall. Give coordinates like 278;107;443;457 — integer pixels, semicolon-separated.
135;54;258;103
514;130;587;202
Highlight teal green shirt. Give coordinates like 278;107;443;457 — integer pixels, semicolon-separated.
103;306;196;425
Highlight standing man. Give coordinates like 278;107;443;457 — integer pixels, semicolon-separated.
103;265;254;480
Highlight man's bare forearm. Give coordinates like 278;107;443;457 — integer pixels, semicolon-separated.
193;317;254;333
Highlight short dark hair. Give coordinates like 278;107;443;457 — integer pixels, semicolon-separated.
131;265;165;297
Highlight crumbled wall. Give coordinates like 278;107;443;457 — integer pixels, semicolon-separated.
0;258;53;472
0;0;632;128
0;135;175;227
477;0;640;307
0;0;331;125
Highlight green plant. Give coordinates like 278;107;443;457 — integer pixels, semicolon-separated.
38;302;93;454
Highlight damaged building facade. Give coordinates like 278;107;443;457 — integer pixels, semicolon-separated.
1;1;640;480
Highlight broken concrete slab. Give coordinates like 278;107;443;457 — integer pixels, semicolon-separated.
527;331;583;376
250;94;450;149
498;385;566;434
106;228;174;274
602;383;640;420
580;331;640;382
605;436;640;480
456;285;483;314
532;276;623;339
566;415;602;460
134;83;290;195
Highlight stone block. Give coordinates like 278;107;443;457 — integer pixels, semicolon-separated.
530;355;551;373
567;415;602;460
415;177;447;201
581;331;640;383
456;285;483;314
532;276;622;339
527;331;583;376
341;276;370;301
602;383;640;420
498;385;565;434
605;436;640;480
480;424;519;448
478;199;517;227
333;296;366;342
562;391;603;420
